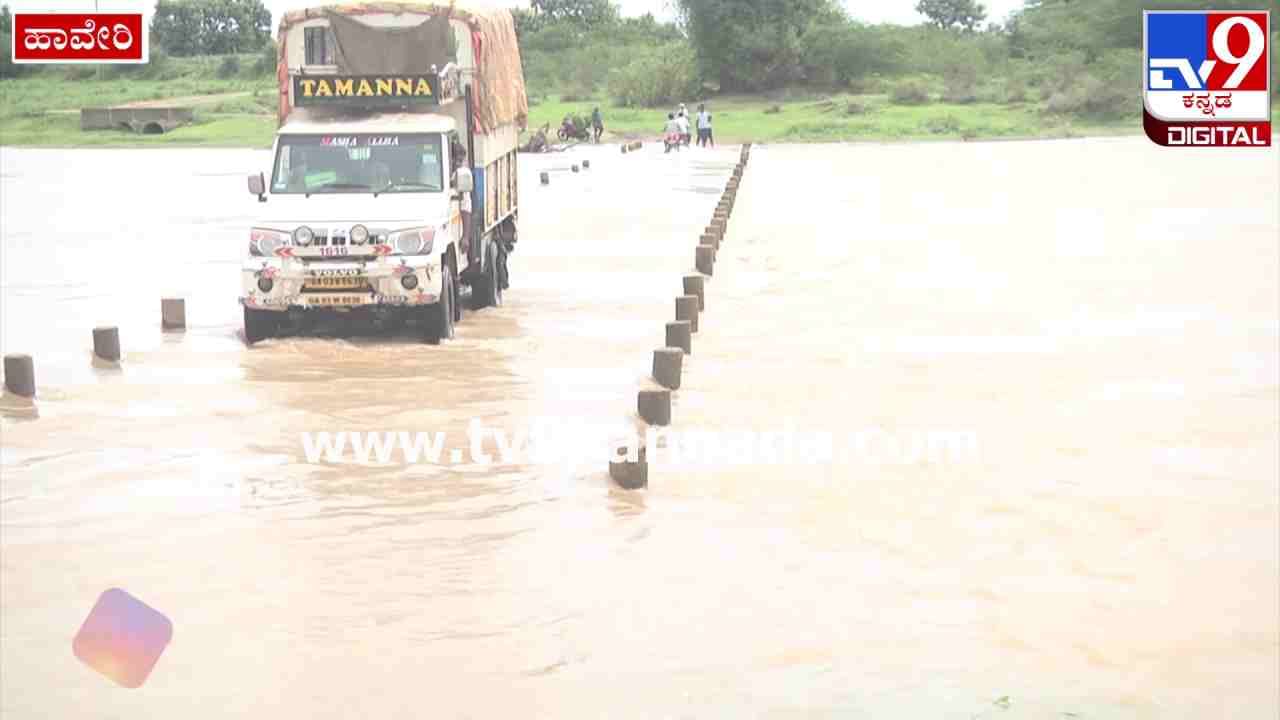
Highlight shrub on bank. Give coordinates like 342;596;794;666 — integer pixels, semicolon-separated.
890;80;931;105
217;55;241;79
607;43;699;107
253;42;277;77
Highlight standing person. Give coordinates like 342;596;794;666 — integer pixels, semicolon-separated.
696;103;714;147
451;141;473;258
675;111;691;147
591;106;604;144
663;112;682;152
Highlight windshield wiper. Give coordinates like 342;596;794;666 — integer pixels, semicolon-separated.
305;182;371;198
373;182;440;197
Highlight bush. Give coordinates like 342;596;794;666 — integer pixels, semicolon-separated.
253;41;277;77
924;115;961;135
217;55;241;79
890;80;931;105
561;85;592;103
763;104;782;114
607;42;699;107
1043;74;1131;118
1004;76;1030;103
845;99;870;115
65;65;98;81
942;68;979;104
0;31;30;78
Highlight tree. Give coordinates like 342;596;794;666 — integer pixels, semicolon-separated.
915;0;988;32
151;0;271;56
675;0;841;91
529;0;618;31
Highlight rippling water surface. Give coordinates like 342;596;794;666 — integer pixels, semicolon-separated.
1;139;1276;718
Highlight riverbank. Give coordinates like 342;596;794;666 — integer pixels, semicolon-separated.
6;69;1275;148
1;69;1149;148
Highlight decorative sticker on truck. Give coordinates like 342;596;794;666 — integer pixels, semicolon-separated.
293;75;436;106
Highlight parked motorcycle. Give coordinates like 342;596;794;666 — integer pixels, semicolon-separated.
557;118;592;142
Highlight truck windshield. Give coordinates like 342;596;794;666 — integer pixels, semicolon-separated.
271;133;444;194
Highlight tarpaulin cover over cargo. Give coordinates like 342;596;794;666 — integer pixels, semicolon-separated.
276;2;528;134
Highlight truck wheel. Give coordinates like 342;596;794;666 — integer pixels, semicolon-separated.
244;307;277;346
473;243;503;309
426;266;455;344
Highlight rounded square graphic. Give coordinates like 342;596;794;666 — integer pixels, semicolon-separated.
72;588;173;689
1143;10;1271;146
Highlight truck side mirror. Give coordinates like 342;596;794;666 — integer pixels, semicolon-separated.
247;172;266;202
455;167;474;194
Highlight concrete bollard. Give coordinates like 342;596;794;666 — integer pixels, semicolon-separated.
695;244;715;276
572;164;580;173
666;320;692;354
653;347;684;390
676;295;700;333
161;298;186;330
540;171;550;185
609;444;647;490
3;354;35;398
638;388;672;426
701;232;719;250
92;326;121;362
683;274;705;311
711;218;727;237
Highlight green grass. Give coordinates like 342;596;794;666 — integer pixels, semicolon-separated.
0;54;276;147
527;91;1141;144
5;56;1275;147
0;112;274;147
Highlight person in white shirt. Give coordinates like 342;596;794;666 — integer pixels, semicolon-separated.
675;113;691;145
663;113;684;152
696;104;713;147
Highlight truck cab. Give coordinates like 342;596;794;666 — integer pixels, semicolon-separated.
241;3;525;345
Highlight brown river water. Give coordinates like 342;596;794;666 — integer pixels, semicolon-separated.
1;138;1277;718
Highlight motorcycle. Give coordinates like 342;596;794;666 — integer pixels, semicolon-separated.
557;118;592;142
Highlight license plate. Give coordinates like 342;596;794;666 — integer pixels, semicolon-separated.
307;294;368;307
304;276;367;290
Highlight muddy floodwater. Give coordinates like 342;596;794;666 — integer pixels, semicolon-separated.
1;138;1277;718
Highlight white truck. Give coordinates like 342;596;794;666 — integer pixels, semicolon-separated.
241;2;526;344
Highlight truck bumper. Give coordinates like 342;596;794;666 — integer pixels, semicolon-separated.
239;255;443;312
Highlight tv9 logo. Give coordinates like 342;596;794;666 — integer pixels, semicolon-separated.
1143;11;1271;147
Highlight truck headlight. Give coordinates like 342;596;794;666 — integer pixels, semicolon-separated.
390;227;435;256
250;228;286;257
350;224;370;245
293;226;314;246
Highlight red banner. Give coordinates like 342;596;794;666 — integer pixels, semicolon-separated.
11;13;145;63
